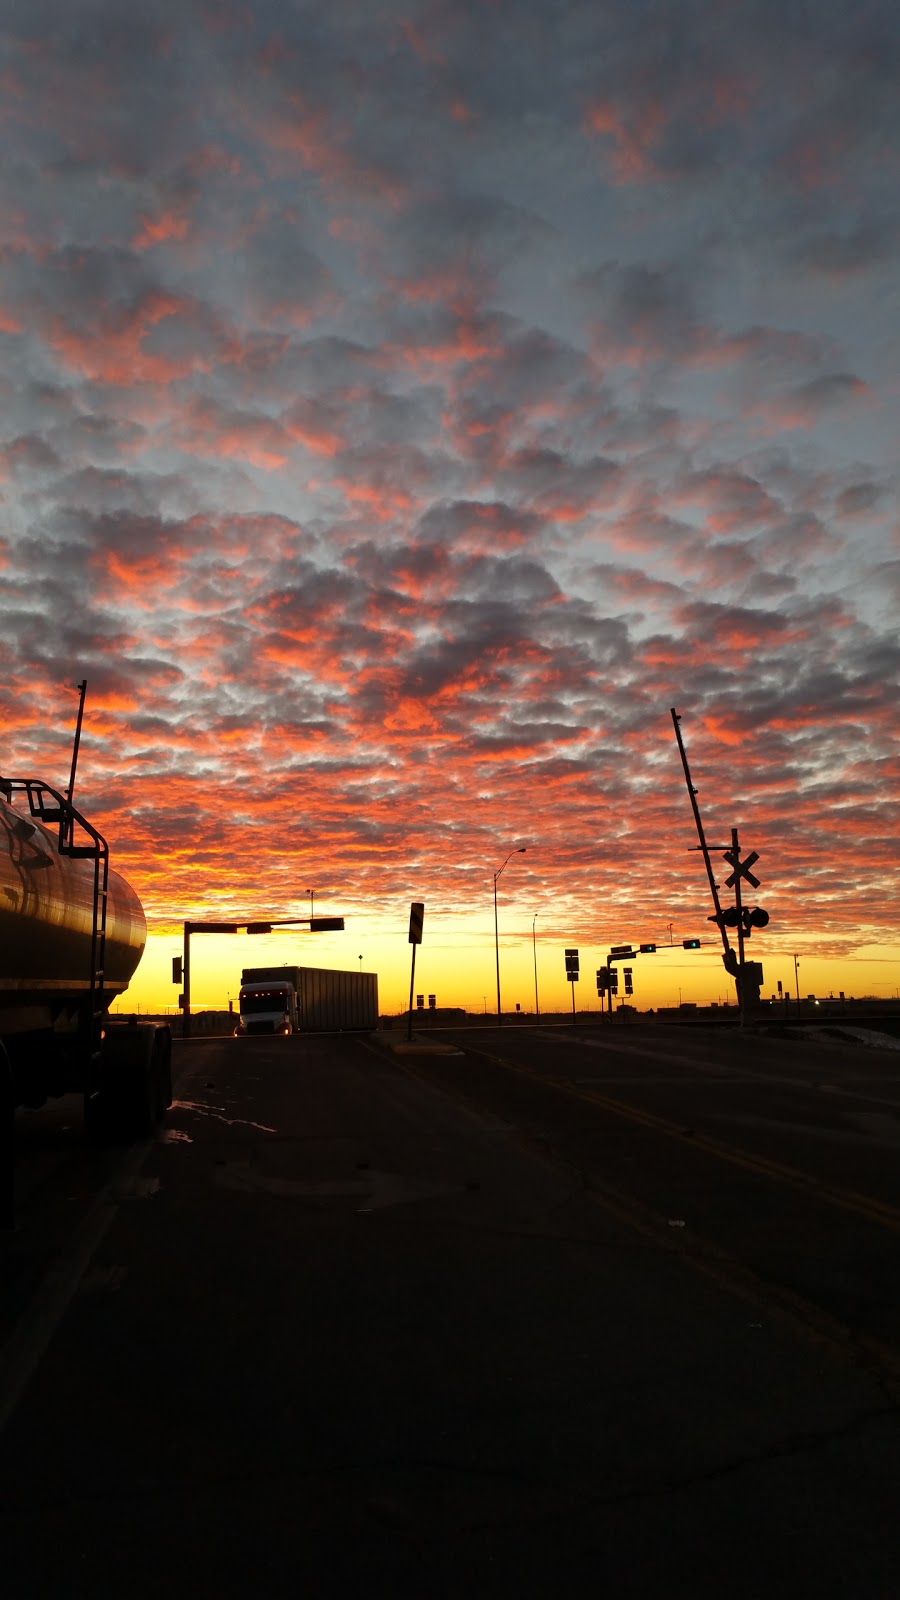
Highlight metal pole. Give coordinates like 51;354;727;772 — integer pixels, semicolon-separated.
183;922;191;1040
733;827;746;1025
571;979;576;1023
794;953;800;1009
532;914;539;1016
493;847;525;1027
493;872;501;1022
671;709;730;958
67;679;88;805
407;944;417;1042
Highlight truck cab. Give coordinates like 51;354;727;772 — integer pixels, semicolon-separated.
236;980;297;1036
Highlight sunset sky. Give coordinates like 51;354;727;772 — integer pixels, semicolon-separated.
2;0;898;1014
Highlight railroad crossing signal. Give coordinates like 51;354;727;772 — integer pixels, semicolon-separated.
408;902;424;944
723;848;760;890
565;948;580;981
716;906;769;938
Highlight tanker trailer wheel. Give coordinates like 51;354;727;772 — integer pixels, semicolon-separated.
158;1029;173;1113
100;1025;162;1140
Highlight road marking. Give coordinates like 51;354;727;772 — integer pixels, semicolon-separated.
393;1046;900;1399
0;1047;196;1437
214;1159;461;1211
0;1136;152;1437
458;1044;900;1237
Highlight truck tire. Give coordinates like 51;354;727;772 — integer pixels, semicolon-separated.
157;1030;173;1112
100;1024;168;1139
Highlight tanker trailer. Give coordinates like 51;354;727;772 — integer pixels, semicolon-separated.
0;774;171;1149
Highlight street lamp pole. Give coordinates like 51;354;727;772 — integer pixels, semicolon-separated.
307;888;316;920
493;847;526;1024
532;913;540;1016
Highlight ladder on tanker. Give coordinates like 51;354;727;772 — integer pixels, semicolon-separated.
0;777;109;1099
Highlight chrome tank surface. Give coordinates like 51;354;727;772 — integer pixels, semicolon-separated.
0;794;146;1004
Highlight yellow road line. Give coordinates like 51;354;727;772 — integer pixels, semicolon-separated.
466;1044;900;1236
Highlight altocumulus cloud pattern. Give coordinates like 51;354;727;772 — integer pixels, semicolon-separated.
0;0;898;981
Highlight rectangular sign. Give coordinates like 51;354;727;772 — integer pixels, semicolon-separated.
409;902;425;944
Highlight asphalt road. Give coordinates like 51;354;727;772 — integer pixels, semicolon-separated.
2;1020;900;1597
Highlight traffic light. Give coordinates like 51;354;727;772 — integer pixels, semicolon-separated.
639;943;657;953
172;956;183;984
609;969;619;994
596;968;609;994
624;967;633;995
682;938;701;949
246;923;272;935
310;917;345;931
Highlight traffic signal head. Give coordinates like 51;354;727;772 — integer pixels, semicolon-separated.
624;968;633;994
246;923;272;935
639;943;657;953
609;970;619;992
745;906;769;929
682;938;701;950
172;956;183;984
720;907;740;927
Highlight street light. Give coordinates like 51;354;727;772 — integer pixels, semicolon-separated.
493;847;526;1023
532;913;540;1017
306;888;316;919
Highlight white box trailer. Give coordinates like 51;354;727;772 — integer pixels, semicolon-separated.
240;966;378;1032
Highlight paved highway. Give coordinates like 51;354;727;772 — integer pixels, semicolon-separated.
2;1020;900;1596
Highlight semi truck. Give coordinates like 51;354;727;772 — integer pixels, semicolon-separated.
1;773;171;1220
238;966;378;1035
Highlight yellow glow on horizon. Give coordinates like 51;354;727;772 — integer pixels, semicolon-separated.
112;926;900;1017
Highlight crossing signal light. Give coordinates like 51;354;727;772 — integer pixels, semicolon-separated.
744;906;769;929
682;938;701;949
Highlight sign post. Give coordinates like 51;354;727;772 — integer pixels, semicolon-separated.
565;949;579;1021
407;903;424;1042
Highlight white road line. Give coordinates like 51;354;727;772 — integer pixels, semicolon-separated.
0;1050;195;1437
0;1136;152;1436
